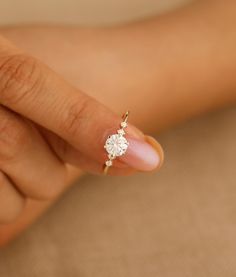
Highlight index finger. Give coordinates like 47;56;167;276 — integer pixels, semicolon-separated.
0;51;163;172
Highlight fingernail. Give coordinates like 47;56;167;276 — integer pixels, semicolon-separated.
144;135;164;170
119;136;163;171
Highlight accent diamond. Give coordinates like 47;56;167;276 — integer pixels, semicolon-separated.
117;129;125;135
121;121;127;128
105;160;113;167
104;134;129;157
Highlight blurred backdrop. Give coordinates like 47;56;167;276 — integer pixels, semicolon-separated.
1;0;236;277
0;0;190;25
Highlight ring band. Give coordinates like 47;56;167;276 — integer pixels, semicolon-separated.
103;111;130;175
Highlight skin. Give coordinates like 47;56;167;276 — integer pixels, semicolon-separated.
1;0;236;246
0;33;163;244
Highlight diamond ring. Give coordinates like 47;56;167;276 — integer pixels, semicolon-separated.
103;111;130;175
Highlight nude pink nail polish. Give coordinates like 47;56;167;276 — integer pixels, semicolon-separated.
119;137;161;171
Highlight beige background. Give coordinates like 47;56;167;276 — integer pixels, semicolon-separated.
0;0;189;25
1;0;236;276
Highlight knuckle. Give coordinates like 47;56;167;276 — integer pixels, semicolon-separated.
60;96;92;138
0;54;43;106
0;113;30;162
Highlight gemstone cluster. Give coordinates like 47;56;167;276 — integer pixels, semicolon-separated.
104;115;129;169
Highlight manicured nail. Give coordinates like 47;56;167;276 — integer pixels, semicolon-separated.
144;135;164;170
119;136;163;171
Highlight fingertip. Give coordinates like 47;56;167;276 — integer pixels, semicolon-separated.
144;135;164;171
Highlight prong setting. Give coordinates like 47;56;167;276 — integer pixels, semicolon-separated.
103;111;130;174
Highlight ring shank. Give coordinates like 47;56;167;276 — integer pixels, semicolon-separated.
103;164;109;175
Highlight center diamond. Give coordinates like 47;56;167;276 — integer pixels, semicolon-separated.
104;134;129;157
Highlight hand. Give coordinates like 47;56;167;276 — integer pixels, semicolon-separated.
0;35;163;226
